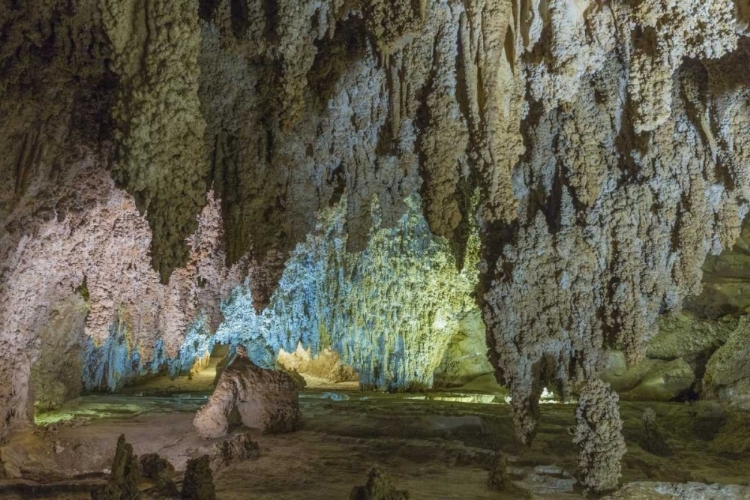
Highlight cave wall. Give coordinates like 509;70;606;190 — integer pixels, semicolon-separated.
212;195;478;390
3;0;750;446
71;193;478;393
0;161;246;433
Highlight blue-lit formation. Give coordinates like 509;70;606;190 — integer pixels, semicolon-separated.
83;196;477;392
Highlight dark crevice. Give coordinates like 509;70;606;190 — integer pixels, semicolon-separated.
229;0;250;38
198;0;221;21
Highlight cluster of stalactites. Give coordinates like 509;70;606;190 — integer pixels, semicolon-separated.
479;0;748;444
0;161;245;433
214;194;480;391
100;0;208;281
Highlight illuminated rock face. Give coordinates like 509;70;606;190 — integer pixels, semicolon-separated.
0;163;245;434
3;0;750;455
277;346;358;384
214;196;478;391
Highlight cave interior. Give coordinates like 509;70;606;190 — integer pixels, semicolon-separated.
2;0;750;498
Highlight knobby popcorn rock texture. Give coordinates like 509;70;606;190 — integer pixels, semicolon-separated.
3;1;750;474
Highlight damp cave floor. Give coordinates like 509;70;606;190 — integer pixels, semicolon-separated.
4;385;750;499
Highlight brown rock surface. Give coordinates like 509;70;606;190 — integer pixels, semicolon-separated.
210;432;261;468
194;350;300;439
573;380;627;493
181;455;215;500
350;466;410;500
91;434;141;500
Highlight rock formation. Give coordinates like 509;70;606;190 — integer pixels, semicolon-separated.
573;380;627;493
434;309;494;387
603;482;750;500
181;455;216;500
211;432;261;468
140;453;179;498
639;408;671;457
140;453;175;481
478;3;749;445
703;317;750;410
0;170;247;431
602;352;695;402
100;0;208;282
3;0;750;482
277;345;358;385
350;466;410;500
213;195;479;391
194;347;300;438
91;434;141;500
486;452;511;491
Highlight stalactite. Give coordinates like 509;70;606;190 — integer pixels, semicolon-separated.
2;2;750;471
214;194;479;391
100;0;209;281
479;0;748;444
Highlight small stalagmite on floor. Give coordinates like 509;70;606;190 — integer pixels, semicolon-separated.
193;345;301;439
140;453;179;497
486;452;531;498
211;432;261;468
350;466;410;500
181;455;215;500
486;452;511;491
91;435;141;500
639;408;671;457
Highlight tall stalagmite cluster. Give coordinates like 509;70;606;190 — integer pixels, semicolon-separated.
2;0;750;464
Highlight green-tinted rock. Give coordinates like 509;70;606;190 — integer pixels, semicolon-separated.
350;466;409;500
602;352;694;401
650;312;735;362
91;435;141;500
704;317;750;410
638;408;670;457
486;452;512;491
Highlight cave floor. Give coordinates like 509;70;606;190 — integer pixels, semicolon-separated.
4;388;750;499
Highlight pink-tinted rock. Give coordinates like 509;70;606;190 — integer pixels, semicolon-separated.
0;162;250;436
194;350;300;439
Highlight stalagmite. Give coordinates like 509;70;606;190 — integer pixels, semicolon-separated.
193;346;300;438
639;408;671;457
181;456;216;500
573;380;627;493
91;435;141;500
486;452;511;491
350;466;410;500
211;432;261;469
